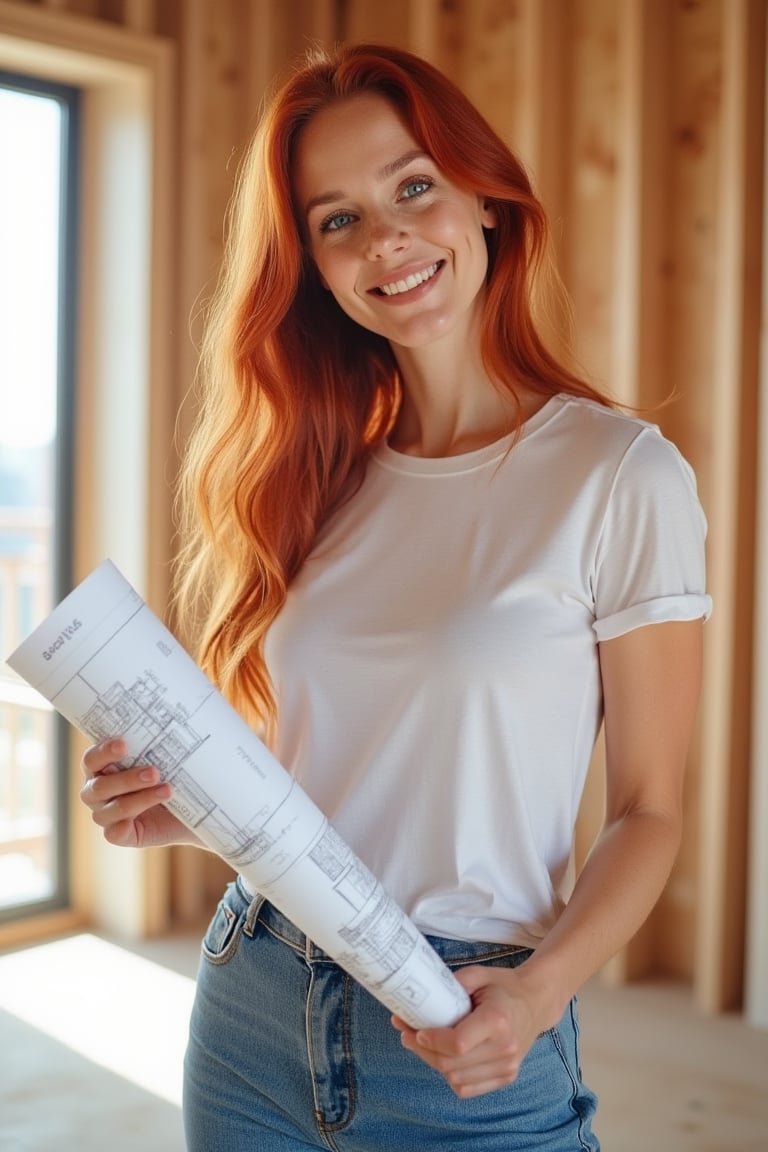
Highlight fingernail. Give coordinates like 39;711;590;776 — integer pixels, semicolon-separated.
139;768;155;782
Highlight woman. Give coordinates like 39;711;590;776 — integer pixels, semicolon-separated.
81;42;711;1151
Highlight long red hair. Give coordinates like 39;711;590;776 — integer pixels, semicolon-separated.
174;42;611;731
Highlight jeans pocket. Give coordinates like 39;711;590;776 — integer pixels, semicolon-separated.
201;886;246;966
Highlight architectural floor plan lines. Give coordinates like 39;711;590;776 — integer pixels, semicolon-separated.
80;672;206;762
8;559;472;1030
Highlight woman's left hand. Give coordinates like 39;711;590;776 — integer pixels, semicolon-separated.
391;963;558;1098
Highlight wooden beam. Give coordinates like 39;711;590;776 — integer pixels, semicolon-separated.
599;3;674;982
518;0;566;219
122;0;154;32
408;0;443;62
558;0;620;389
458;0;527;148
695;0;764;1014
746;7;768;1021
610;0;670;410
516;0;570;369
341;0;410;46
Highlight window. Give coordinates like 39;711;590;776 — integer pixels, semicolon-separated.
0;71;78;920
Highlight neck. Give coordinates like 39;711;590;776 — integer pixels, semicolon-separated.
389;330;526;458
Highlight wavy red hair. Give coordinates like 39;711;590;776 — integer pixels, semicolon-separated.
174;42;611;732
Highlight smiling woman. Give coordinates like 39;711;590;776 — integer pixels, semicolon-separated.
80;41;711;1152
295;93;496;362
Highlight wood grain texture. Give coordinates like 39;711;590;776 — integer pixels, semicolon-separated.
0;0;764;1009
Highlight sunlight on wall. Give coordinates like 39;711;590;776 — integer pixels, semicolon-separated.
0;933;196;1105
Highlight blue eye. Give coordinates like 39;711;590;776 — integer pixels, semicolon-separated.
400;177;433;199
320;211;355;233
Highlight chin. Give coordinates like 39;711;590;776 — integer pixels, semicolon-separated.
388;318;463;350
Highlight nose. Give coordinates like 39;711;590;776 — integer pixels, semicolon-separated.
364;213;410;260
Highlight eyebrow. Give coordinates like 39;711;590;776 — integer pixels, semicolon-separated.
304;149;431;216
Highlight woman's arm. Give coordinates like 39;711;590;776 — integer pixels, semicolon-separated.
393;617;704;1096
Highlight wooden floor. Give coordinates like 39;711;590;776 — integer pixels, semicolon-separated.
578;978;768;1151
0;931;766;1151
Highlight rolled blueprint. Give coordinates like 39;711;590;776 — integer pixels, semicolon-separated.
6;560;471;1029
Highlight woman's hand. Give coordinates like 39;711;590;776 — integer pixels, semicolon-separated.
80;738;198;849
391;962;560;1098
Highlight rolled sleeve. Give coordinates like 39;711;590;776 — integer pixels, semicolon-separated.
592;428;713;640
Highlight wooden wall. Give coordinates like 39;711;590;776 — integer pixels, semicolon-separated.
1;0;765;1016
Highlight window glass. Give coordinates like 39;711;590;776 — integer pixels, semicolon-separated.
0;75;77;918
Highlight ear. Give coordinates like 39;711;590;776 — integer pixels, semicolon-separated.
480;198;497;229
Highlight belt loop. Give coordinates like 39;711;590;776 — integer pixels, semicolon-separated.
243;893;266;938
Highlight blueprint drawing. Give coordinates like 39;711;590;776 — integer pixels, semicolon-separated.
7;560;471;1028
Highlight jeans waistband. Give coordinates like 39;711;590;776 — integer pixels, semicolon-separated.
238;877;332;962
235;876;530;968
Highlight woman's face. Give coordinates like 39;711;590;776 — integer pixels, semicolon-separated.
293;93;495;351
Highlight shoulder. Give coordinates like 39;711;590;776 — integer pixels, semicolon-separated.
549;394;658;448
547;395;696;487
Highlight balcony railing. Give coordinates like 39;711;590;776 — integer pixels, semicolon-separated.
0;508;57;911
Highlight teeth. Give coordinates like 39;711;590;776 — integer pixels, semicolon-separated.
379;263;439;296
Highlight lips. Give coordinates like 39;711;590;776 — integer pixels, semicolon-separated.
372;261;443;297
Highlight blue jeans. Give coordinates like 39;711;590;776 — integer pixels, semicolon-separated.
183;878;600;1151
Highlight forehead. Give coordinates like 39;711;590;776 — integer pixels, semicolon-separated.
293;93;422;200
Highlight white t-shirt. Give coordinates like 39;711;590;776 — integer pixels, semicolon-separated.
263;394;712;947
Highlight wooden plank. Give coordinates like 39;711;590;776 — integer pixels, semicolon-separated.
591;1;673;983
170;846;209;926
651;0;722;986
143;10;176;627
0;908;87;951
52;0;100;16
0;0;171;63
122;0;155;33
558;0;620;391
163;0;206;465
341;0;411;46
695;0;763;1013
610;0;670;410
408;0;442;62
517;0;569;368
746;10;768;1020
425;0;463;81
517;0;566;208
241;0;337;125
458;0;528;148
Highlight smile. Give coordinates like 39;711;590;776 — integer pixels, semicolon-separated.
376;262;442;296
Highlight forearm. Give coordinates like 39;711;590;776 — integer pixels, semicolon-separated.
515;807;683;1028
517;620;702;1027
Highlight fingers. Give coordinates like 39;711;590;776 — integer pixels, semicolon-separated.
421;1043;521;1097
393;966;535;1098
86;772;172;827
81;737;128;780
411;993;513;1059
80;738;171;840
397;1021;521;1097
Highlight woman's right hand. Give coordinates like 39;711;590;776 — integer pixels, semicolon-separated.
80;738;199;849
